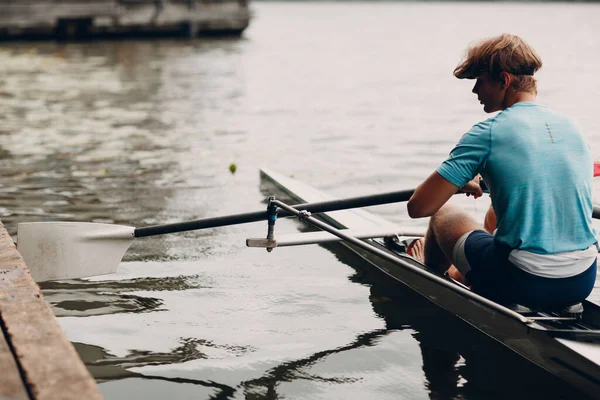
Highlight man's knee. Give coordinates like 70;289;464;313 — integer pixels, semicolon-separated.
484;206;496;234
429;204;459;227
430;204;470;231
429;204;480;257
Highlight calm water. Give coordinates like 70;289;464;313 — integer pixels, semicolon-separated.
1;2;600;399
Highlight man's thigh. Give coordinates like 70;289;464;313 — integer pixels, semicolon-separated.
453;230;511;301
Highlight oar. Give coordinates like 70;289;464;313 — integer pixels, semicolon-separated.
17;161;600;282
247;228;426;249
17;188;418;282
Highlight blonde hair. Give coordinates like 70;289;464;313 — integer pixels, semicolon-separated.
454;34;543;95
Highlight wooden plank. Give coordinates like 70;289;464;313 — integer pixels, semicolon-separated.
0;222;103;400
0;325;29;400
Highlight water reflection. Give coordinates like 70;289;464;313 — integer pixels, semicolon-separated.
75;342;237;398
331;243;588;400
77;338;252;380
41;275;210;317
240;329;385;398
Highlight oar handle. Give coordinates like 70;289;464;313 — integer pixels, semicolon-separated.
133;189;416;238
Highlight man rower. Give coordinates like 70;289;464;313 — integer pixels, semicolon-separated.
406;33;598;309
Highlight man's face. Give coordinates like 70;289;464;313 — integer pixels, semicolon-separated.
472;73;505;113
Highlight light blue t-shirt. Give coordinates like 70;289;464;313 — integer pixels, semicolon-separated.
437;102;596;254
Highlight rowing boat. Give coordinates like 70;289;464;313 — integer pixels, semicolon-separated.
255;168;600;399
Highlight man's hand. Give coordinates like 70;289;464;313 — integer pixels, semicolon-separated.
461;177;483;199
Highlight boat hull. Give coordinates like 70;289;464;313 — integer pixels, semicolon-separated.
260;168;600;399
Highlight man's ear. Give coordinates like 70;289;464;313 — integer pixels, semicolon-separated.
500;71;511;89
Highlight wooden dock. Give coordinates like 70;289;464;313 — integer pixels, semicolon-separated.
0;221;102;400
0;0;251;39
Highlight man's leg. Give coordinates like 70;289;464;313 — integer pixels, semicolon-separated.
484;205;496;234
422;226;450;274
424;204;482;274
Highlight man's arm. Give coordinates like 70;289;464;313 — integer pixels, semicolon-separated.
407;172;483;218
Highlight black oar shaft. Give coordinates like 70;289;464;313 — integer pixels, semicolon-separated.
134;188;416;238
133;190;600;238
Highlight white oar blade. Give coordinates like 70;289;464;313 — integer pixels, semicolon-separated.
17;222;135;282
247;229;426;248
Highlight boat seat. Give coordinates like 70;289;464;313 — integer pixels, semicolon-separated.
509;303;584;319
